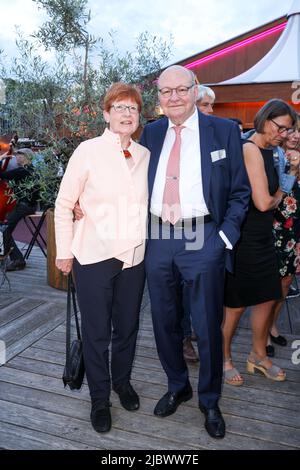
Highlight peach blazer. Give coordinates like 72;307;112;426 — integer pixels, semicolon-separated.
55;128;150;267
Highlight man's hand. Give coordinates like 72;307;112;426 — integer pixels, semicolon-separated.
56;258;73;276
73;201;84;221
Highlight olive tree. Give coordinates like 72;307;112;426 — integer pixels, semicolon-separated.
0;0;172;205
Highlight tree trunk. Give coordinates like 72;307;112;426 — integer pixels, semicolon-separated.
83;38;89;104
46;208;67;291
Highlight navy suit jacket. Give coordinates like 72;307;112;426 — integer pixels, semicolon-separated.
140;110;250;272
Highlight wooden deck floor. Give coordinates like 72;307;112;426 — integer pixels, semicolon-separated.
0;246;300;450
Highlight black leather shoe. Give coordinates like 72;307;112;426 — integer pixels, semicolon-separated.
199;403;226;439
270;333;287;347
266;344;275;357
90;400;111;433
6;260;26;271
114;382;139;411
183;337;199;363
154;382;193;417
286;284;300;299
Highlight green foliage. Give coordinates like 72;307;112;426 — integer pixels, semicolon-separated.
32;0;94;50
1;31;74;142
0;0;173;205
8;147;71;208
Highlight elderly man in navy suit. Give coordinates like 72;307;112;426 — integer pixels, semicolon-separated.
140;65;250;439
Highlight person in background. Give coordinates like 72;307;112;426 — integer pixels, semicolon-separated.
55;83;150;434
228;118;243;135
223;99;297;386
268;118;300;356
196;85;215;115
0;142;16;170
7;139;19;170
181;283;199;363
0;147;37;271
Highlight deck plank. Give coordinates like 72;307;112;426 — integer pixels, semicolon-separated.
0;246;300;450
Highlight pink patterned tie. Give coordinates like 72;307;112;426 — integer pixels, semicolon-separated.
161;126;184;225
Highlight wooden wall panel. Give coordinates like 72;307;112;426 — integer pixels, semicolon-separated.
178;17;286;84
212;83;299;103
192;32;283;84
214;100;300;129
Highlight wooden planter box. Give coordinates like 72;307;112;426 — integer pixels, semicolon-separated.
46;208;68;291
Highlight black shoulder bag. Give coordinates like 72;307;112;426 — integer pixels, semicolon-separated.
62;274;85;390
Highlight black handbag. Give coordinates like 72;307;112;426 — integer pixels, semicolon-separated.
62;274;85;390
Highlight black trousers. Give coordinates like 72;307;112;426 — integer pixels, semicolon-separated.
6;201;36;261
73;258;145;402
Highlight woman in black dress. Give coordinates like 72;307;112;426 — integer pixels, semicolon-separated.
222;100;298;385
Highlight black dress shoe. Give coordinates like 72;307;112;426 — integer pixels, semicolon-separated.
154;382;193;417
266;344;275;357
183;337;199;363
199;403;225;439
114;382;140;411
90;400;111;433
6;260;26;271
270;333;287;347
286;284;300;298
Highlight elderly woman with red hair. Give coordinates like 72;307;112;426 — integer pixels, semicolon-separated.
55;83;150;433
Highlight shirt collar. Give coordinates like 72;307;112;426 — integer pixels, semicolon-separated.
168;107;198;132
102;128;137;163
102;127;132;145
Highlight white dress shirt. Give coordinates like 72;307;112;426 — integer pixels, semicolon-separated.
151;109;209;218
150;109;232;249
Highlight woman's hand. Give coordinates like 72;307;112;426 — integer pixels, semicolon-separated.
286;150;300;175
73;201;84;221
56;258;73;276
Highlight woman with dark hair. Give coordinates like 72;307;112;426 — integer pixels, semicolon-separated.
222;99;297;386
55;83;150;433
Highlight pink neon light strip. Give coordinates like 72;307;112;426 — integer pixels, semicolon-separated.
185;21;287;69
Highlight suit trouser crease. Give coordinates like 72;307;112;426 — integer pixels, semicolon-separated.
181;281;192;337
73;258;145;401
145;221;225;408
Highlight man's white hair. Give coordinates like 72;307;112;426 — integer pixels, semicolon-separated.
197;85;215;102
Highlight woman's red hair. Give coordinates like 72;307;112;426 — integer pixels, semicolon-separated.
103;82;142;112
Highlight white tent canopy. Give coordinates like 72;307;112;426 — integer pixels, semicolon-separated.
219;0;300;85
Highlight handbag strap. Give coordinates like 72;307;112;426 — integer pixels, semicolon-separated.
65;273;81;367
70;275;81;341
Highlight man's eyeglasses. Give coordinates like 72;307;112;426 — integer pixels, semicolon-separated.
270;118;295;135
158;84;195;98
111;104;139;114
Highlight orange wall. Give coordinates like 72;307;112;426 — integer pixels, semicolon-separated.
214;101;300;129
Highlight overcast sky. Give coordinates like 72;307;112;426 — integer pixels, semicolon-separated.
0;0;293;65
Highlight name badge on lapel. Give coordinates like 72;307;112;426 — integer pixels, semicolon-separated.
211;149;226;162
